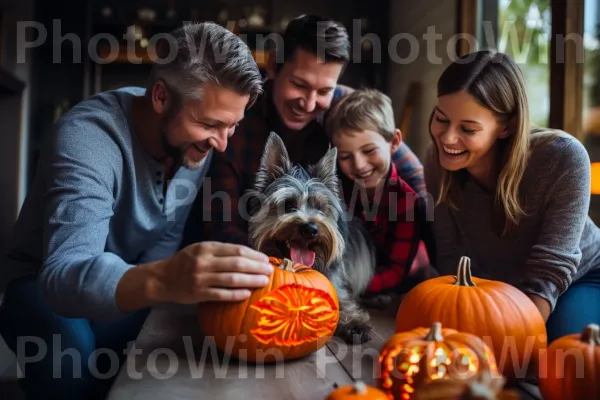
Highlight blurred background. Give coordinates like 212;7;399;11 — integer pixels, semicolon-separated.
0;0;599;397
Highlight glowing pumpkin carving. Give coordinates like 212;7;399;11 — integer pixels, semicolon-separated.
378;322;501;400
539;323;600;400
197;257;339;362
395;256;547;381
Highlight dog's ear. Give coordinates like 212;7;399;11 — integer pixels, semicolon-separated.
254;132;292;191
311;146;340;196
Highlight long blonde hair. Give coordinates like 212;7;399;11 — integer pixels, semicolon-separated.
432;50;541;236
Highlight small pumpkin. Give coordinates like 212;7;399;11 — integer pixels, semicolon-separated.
325;381;388;399
197;257;339;362
413;371;519;400
539;323;600;400
395;256;547;381
377;322;501;399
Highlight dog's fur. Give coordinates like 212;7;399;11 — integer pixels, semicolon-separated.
246;132;377;344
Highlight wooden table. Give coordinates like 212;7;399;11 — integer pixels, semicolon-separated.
107;301;542;399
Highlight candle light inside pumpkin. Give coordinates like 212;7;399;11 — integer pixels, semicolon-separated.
380;342;480;398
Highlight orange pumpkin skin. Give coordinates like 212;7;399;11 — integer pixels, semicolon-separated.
325;381;389;399
395;256;547;381
378;322;501;399
197;257;339;362
539;324;600;400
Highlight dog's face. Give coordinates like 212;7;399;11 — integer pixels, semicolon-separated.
247;132;346;271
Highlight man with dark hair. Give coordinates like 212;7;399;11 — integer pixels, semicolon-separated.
194;14;426;247
0;22;270;399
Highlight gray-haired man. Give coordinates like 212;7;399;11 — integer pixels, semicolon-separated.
0;22;270;399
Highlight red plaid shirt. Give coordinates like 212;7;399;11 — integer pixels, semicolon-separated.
342;164;422;294
192;80;426;249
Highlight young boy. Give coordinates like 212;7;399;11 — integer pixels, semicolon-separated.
325;88;430;296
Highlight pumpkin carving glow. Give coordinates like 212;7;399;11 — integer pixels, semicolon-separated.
197;257;339;362
395;256;547;381
378;322;500;400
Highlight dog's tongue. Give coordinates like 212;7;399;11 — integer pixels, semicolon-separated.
290;248;315;268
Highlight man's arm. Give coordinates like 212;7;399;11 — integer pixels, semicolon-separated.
392;142;426;196
39;119;270;320
39;117;135;321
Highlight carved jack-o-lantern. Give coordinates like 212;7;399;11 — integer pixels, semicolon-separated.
197;257;339;362
378;322;501;400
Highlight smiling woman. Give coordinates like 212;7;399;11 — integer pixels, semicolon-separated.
425;49;600;344
430;90;513;192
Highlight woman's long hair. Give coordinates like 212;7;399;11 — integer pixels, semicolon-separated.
431;50;550;236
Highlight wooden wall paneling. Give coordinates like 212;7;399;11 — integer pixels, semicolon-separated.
550;0;584;138
456;0;480;56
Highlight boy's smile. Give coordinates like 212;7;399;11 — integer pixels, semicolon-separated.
331;129;401;190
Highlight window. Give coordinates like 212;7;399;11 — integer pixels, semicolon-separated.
582;0;600;223
462;0;598;220
583;0;600;149
478;0;552;127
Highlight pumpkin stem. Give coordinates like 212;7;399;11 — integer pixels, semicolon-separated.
281;258;295;271
424;322;444;342
581;324;600;345
353;381;367;395
454;256;476;287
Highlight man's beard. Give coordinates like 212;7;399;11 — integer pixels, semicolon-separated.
159;121;208;170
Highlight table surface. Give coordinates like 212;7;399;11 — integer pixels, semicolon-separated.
107;300;542;400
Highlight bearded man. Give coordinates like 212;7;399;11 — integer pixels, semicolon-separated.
0;22;272;399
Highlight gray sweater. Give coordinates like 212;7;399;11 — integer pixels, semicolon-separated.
1;87;211;321
425;130;600;311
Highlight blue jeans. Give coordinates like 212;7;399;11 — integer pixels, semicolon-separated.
546;267;600;343
0;276;149;400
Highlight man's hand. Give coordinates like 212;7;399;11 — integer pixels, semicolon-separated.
158;241;274;303
528;293;551;322
116;241;273;312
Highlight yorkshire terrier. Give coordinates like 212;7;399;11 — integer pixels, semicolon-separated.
246;132;377;344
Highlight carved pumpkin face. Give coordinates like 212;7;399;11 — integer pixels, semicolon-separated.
395;256;547;381
378;322;501;400
539;323;600;400
197;257;339;362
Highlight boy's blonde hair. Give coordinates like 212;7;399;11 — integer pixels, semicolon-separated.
325;88;396;141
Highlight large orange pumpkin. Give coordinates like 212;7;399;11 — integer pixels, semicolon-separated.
197;257;339;362
378;322;501;399
395;256;547;381
539;323;600;400
325;381;388;399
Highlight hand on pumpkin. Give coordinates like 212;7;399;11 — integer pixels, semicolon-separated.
116;241;273;311
527;293;551;322
159;241;274;303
